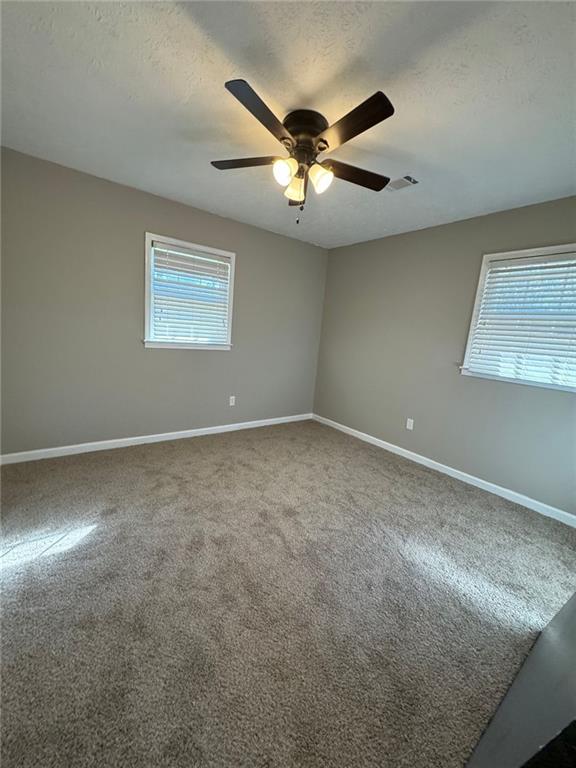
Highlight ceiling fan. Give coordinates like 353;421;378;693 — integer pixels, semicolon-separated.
211;79;394;207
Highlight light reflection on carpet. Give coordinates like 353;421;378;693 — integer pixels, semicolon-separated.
402;540;545;632
1;525;97;570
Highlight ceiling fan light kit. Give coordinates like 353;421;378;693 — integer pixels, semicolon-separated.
211;79;395;214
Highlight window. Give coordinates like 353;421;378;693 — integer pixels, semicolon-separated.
462;244;576;392
144;233;235;350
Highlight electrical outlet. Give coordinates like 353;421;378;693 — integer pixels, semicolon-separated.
229;395;236;407
406;418;414;431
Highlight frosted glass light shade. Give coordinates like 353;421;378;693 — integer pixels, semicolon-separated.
284;175;306;202
273;157;298;186
309;163;334;194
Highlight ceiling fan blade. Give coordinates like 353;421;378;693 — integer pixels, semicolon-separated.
327;160;390;191
317;92;394;151
211;156;277;170
225;79;294;147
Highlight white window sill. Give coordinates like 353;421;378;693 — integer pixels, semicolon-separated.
460;368;575;394
144;340;232;351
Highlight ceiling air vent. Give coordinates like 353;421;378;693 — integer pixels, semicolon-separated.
387;175;419;191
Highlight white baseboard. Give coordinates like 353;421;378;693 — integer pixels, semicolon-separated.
0;414;313;466
312;414;575;529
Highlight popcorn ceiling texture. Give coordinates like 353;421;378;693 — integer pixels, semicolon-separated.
2;422;575;767
2;2;575;247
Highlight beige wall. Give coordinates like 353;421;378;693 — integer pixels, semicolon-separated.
1;149;327;452
314;197;576;514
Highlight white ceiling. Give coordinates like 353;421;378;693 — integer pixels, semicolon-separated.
2;2;575;248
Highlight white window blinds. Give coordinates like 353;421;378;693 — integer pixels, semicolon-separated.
462;246;576;392
145;235;234;349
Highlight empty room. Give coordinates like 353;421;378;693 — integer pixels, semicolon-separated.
1;2;575;767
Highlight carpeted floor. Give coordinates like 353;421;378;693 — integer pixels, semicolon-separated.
1;421;575;768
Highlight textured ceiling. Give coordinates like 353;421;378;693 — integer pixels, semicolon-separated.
2;2;575;248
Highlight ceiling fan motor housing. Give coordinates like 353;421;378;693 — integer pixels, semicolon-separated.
282;110;329;166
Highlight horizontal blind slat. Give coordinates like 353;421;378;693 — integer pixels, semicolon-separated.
149;242;232;346
464;252;576;389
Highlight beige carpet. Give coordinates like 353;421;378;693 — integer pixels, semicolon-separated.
2;421;575;767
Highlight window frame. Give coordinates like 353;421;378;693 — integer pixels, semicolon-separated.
461;242;576;393
144;232;235;351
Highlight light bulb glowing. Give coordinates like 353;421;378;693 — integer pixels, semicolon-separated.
273;157;298;187
309;163;334;194
284;175;306;202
